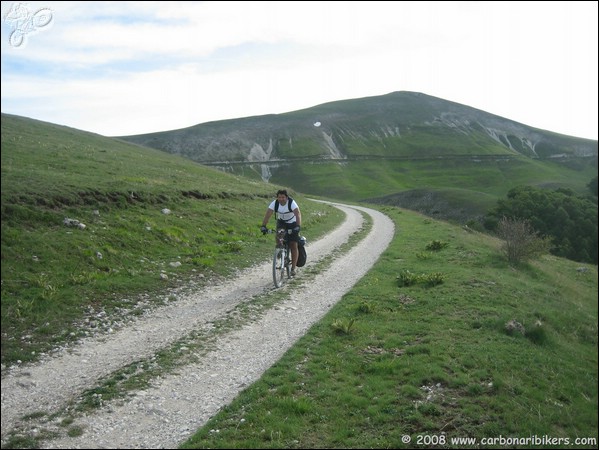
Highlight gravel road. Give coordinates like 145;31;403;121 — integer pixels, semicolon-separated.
1;201;395;449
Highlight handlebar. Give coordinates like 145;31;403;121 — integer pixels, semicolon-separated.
261;227;294;236
261;226;274;235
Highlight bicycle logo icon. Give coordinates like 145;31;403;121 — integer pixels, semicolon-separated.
3;2;53;48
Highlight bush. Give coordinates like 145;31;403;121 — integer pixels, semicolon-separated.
425;240;449;251
496;217;551;265
397;270;445;287
331;318;356;335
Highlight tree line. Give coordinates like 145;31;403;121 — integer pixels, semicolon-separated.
483;177;598;264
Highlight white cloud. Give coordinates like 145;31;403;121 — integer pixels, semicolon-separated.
1;1;597;139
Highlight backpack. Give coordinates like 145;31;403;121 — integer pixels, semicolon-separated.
274;197;294;213
296;236;307;267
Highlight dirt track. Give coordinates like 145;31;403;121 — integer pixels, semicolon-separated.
1;201;395;449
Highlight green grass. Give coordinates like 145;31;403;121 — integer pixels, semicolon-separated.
267;157;596;204
181;207;597;449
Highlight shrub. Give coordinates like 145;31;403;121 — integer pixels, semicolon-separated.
496;216;550;265
397;270;445;287
331;318;356;335
422;272;445;287
357;301;374;313
425;240;449;251
397;270;419;287
525;321;549;345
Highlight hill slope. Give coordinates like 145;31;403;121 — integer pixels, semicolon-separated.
120;91;597;164
1;113;339;366
1;113;271;205
118;91;598;219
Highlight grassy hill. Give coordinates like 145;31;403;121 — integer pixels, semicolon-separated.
119;91;598;223
1;113;597;448
0;113;344;366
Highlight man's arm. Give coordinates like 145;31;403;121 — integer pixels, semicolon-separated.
262;208;273;227
293;207;301;227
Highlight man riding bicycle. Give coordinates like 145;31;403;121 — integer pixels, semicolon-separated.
261;190;302;277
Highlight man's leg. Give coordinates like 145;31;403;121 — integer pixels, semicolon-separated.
289;241;298;271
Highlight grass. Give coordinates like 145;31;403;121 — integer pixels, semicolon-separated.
180;206;598;449
248;157;596;216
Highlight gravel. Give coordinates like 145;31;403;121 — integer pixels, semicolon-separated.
1;201;395;449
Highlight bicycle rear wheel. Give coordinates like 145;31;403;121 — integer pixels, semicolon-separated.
273;247;286;288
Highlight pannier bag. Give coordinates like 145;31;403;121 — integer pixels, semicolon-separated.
296;236;307;267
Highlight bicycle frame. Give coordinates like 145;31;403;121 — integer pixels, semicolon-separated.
272;229;291;288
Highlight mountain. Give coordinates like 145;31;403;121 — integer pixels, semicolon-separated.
118;92;597;222
119;90;597;168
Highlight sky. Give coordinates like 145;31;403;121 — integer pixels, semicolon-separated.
1;1;597;140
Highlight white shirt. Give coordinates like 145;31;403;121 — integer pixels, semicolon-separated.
268;199;298;224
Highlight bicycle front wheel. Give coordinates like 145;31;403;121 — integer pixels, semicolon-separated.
273;247;286;288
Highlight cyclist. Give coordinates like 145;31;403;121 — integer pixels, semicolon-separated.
260;190;302;276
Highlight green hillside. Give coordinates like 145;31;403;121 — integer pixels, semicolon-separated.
0;113;344;366
1;113;270;203
120;92;598;223
121;92;598;164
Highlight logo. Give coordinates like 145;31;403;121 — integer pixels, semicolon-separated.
3;2;53;48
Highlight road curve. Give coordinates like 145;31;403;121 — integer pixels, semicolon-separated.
2;202;395;449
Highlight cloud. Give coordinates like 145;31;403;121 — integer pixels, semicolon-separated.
1;1;597;139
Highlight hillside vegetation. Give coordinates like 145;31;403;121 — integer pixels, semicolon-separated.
1;113;597;449
0;113;343;366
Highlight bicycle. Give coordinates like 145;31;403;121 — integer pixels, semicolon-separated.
263;228;292;288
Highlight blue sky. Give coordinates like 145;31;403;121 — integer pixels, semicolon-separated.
1;1;597;140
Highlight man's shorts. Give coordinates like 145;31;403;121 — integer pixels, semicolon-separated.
276;219;300;242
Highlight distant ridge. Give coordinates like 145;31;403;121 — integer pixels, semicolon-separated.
119;91;597;167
